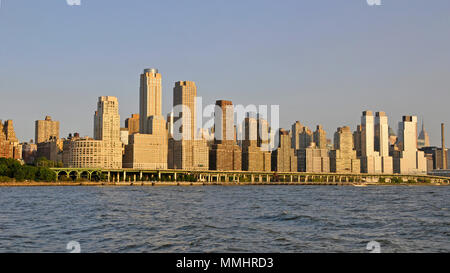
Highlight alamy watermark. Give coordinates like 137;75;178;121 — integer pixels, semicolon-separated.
0;1;382;9
367;0;382;6
170;97;280;151
67;241;81;253
366;241;381;253
0;0;81;8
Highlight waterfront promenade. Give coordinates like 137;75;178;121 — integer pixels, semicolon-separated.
50;168;450;185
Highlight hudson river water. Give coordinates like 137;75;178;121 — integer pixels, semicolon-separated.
0;186;448;253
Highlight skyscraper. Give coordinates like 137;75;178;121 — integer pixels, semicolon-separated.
123;68;168;169
360;111;382;173
94;97;121;142
375;112;393;173
313;125;327;150
242;116;271;171
330;126;360;173
169;81;208;170
140;68;162;134
393;116;427;174
35;116;60;144
64;96;122;169
125;114;140;135
297;125;329;173
299;127;313;150
209;100;242;171
418;121;430;148
291;121;304;150
271;129;297;172
0;120;21;160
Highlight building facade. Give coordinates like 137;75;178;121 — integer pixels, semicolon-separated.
125;114;140;135
330;126;360;173
63;97;122;169
242;117;271;171
271;129;297;172
392;116;427;174
168;81;208;170
297;144;330;173
123;68;168;169
35;116;59;144
209;100;242;171
0;120;21;159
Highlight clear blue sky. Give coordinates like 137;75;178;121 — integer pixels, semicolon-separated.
1;0;449;145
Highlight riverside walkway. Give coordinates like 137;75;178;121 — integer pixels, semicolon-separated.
50;168;450;184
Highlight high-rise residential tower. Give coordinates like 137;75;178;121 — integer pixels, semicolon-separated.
64;96;122;169
123;68;168;169
375;112;393;173
94;96;121;142
313;125;327;150
209;100;242;171
125;114;140;135
297;125;329;173
242;116;271;171
291;121;304;150
360;111;382;173
271;129;297;172
168;81;208;170
392;116;427;174
35;116;60;144
139;68;162;134
330;126;360;173
299;127;313;150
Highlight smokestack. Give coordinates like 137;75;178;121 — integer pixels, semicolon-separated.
442;123;446;169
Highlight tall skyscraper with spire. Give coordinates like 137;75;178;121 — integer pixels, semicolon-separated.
418;120;430;148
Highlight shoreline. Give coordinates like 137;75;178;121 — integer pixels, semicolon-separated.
0;181;448;187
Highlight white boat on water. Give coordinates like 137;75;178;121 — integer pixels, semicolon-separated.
352;184;368;187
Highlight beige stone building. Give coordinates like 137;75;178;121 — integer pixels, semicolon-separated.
330;126;360;173
35;116;59;144
209;100;242;171
297;143;330;173
291;121;305;150
242;117;271;171
21;142;37;164
125;114;140;135
360;111;383;174
271;129;297;172
37;138;63;162
299;127;313;150
63;96;122;169
313;125;327;150
123;68;168;169
139;68;162;134
168;81;208;170
375;112;393;173
393;116;427;174
0;120;21;159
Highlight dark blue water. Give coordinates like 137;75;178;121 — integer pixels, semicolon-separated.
0;186;448;253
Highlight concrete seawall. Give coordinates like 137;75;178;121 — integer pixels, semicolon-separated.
0;181;448;187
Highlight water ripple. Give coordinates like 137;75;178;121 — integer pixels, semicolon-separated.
0;186;448;252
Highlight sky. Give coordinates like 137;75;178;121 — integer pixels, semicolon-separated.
0;0;449;146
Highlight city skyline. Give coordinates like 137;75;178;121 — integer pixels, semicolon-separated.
1;1;449;145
